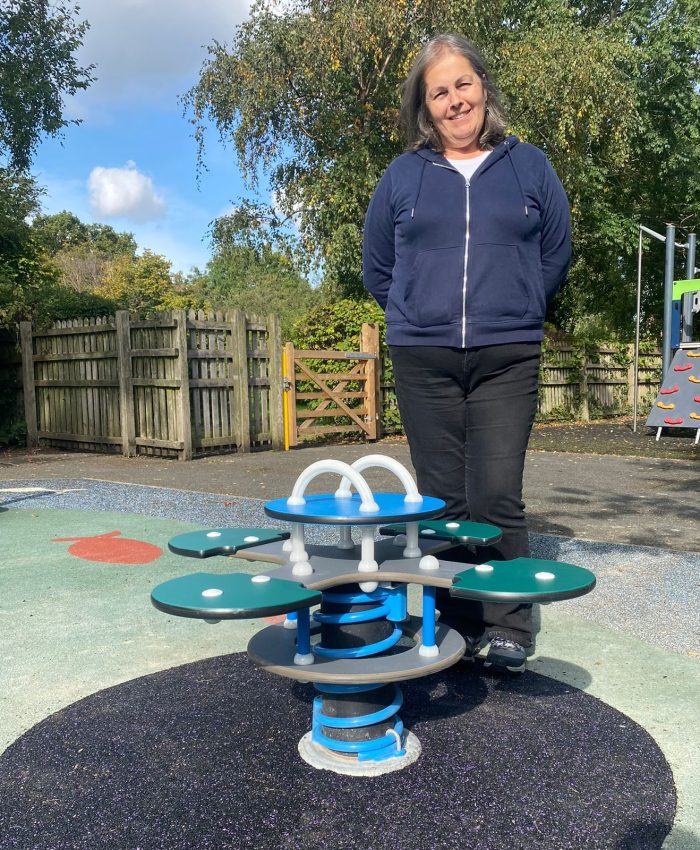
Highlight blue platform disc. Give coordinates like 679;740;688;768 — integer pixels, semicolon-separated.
379;519;502;546
168;527;289;559
264;492;445;525
151;571;321;620
450;557;596;603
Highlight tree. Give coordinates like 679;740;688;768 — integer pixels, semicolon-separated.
190;238;319;337
96;250;194;314
0;172;114;326
0;168;57;325
185;0;700;336
33;212;137;258
0;1;94;170
32;211;138;291
0;1;94;329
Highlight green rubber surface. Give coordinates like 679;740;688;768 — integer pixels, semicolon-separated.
451;557;596;603
168;527;289;559
380;519;502;546
151;571;321;620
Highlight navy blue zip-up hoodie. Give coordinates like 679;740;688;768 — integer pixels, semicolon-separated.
362;136;571;348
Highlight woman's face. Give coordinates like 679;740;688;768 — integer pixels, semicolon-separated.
424;51;487;157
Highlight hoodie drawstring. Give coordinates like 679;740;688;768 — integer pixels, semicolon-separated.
411;158;428;219
506;142;529;217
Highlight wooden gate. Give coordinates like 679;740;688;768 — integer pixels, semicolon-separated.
283;323;380;446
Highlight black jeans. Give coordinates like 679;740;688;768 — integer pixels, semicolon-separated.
390;342;541;646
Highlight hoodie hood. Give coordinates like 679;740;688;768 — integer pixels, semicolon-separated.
412;136;528;218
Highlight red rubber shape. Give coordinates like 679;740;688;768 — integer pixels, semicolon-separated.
664;416;684;425
674;363;692;371
659;385;679;394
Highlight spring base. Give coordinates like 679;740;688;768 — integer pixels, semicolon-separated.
298;730;422;776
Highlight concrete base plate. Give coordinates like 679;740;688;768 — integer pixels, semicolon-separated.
298;731;422;776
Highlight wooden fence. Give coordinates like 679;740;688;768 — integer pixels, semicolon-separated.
538;343;661;420
19;309;284;459
14;313;664;455
378;342;662;430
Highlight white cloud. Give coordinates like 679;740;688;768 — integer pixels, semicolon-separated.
69;0;252;111
88;161;166;222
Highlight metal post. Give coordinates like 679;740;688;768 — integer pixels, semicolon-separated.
635;225;667;432
682;233;697;343
662;224;676;377
633;227;643;432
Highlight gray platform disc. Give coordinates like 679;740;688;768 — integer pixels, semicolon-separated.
237;538;477;589
247;616;466;683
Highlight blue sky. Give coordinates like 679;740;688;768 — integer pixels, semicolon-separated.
33;0;255;275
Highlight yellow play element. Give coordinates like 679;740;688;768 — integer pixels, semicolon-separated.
689;375;700;384
656;402;675;409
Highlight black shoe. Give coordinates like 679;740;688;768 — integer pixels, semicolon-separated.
461;633;484;660
483;637;527;672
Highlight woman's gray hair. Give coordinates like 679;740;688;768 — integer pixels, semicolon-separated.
400;34;507;152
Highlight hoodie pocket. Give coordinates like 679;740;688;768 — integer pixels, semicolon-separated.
402;246;464;328
468;243;542;322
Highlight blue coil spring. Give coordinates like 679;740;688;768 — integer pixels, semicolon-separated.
312;683;405;760
310;586;408;761
312;586;404;659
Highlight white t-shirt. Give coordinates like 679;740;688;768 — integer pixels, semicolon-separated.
447;150;491;182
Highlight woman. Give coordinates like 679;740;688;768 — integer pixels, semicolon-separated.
363;34;571;672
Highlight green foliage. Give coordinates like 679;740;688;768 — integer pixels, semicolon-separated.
32;211;137;258
0;4;94;331
0;330;24;446
31;211;139;294
190;241;318;337
291;298;385;350
0;1;94;170
290;297;404;433
0;167;59;325
96;250;194;314
186;0;700;332
28;286;117;327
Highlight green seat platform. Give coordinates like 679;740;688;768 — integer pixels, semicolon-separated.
168;528;289;559
151;572;321;620
450;557;596;603
379;519;502;546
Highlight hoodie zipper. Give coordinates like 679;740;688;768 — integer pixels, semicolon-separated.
432;161;470;347
462;178;470;347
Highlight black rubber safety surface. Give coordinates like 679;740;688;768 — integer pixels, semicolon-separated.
0;654;674;850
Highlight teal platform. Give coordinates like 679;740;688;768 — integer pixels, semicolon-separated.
451;557;596;603
151;571;321;620
168;527;289;558
380;519;502;546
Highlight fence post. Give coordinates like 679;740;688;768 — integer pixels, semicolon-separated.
579;344;590;422
267;314;285;450
283;341;298;448
19;322;38;448
173;309;193;460
115;311;136;457
361;323;380;441
231;308;251;453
